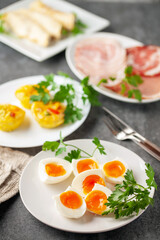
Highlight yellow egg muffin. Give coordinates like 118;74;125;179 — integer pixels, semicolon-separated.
0;104;25;131
15;85;49;109
31;101;65;128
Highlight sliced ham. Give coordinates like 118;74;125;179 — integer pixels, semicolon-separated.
75;38;126;86
127;46;160;77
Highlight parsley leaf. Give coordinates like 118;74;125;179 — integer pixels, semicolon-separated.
145;163;157;190
92;137;106;155
103;163;157;219
81;76;101;106
30;85;51;104
121;66;143;102
42;141;60;151
56;147;66;156
128;89;142;101
64;150;81;162
71;18;87;36
109;77;116;81
125;66;133;75
64;104;83;124
53;84;75;104
44;74;57;90
97;79;108;87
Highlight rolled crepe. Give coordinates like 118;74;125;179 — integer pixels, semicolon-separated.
3;11;51;47
30;0;75;31
17;9;62;39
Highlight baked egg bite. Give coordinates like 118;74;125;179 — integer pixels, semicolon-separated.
15;84;49;109
39;157;72;184
102;158;128;184
72;169;106;197
31;101;65;128
72;157;99;176
85;184;112;215
0;104;25;131
55;186;86;218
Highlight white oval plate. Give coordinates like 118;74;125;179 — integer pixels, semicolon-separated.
66;32;160;104
0;76;90;148
19;139;154;233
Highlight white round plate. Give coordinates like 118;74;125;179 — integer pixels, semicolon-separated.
66;32;160;104
0;76;90;148
19;139;154;233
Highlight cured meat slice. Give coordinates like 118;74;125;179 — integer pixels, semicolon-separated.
138;76;160;99
127;46;160;77
75;38;126;86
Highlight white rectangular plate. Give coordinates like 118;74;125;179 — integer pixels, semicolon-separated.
0;0;110;61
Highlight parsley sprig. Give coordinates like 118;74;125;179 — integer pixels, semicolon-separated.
102;163;157;219
30;73;100;124
97;66;143;101
121;66;143;101
81;76;101;106
42;133;106;162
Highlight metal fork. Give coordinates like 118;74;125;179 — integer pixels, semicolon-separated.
102;106;160;161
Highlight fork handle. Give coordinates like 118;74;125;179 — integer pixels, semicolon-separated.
131;133;160;161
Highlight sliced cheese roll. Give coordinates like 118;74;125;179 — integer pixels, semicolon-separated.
30;0;75;31
17;9;62;39
3;11;50;47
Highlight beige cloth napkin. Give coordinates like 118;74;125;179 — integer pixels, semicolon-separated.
0;147;31;203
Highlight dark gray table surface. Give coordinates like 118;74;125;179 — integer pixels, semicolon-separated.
0;0;160;239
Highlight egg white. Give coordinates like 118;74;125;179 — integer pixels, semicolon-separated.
72;157;99;176
102;157;128;184
55;186;86;218
39;157;72;184
85;184;112;214
72;169;106;197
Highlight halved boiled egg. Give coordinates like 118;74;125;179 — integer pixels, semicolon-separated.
102;158;128;184
72;169;106;197
85;184;112;215
72;157;99;176
55;186;86;218
39;157;72;184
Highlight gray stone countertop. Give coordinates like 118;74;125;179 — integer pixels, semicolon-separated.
0;0;160;239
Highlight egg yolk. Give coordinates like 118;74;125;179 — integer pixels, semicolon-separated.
85;190;107;215
45;163;66;177
60;191;83;209
77;159;99;173
103;160;125;178
82;175;106;195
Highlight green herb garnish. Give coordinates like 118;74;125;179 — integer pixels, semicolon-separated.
121;66;143;101
30;73;100;124
102;163;157;219
61;14;87;37
97;79;108;87
81;76;101;106
71;18;87;36
42;133;106;162
97;66;143;102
